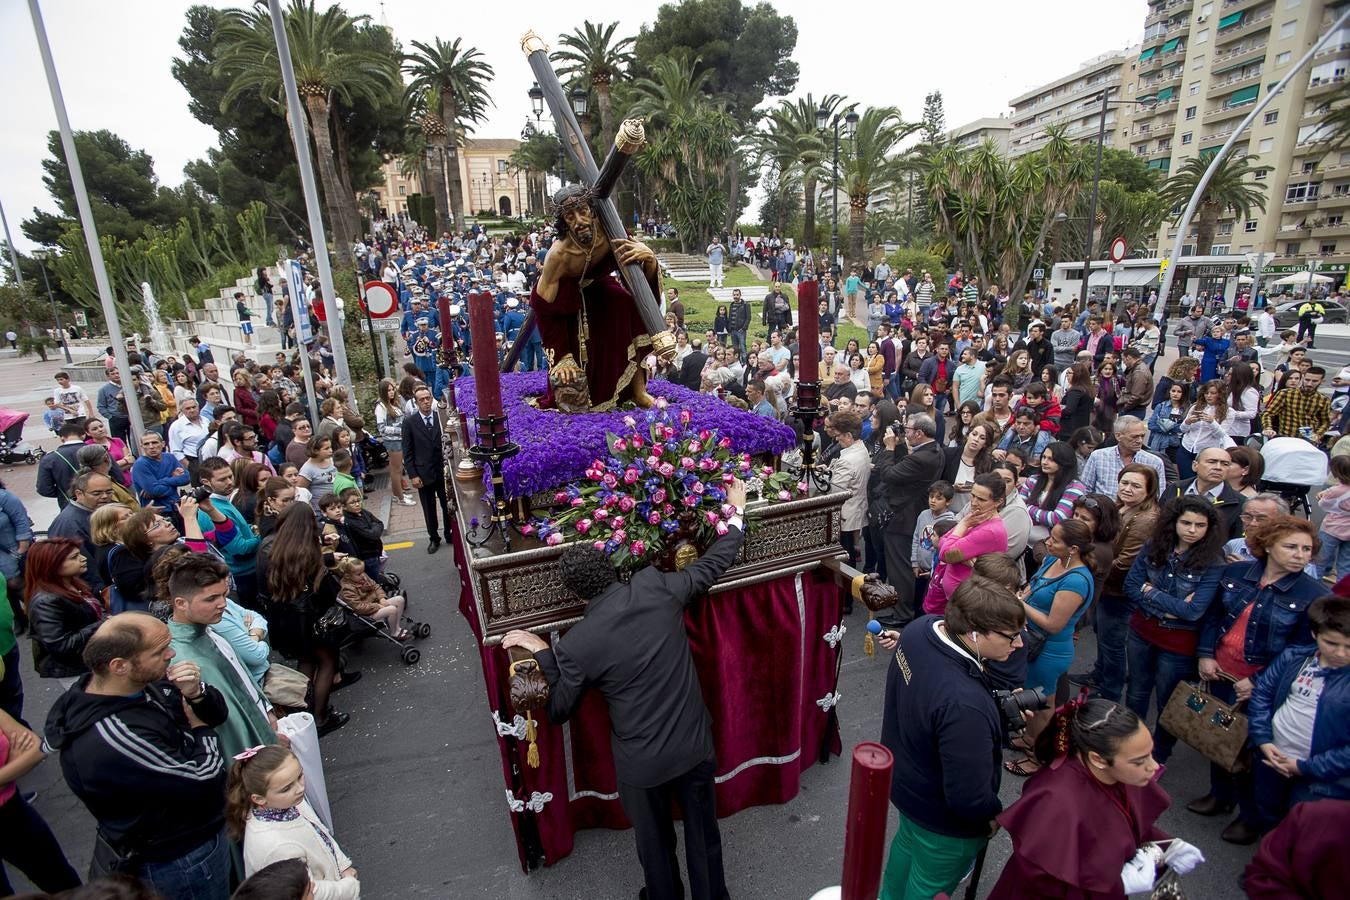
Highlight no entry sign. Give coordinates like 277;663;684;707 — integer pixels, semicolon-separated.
363;281;398;318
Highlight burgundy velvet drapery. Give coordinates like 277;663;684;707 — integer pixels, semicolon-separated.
455;522;844;870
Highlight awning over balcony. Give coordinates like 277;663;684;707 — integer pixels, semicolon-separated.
1157;86;1176;101
1140;47;1158;61
1228;84;1260;106
1162;38;1181;53
1218;11;1244;29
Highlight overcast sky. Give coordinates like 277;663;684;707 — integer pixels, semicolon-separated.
0;0;1147;253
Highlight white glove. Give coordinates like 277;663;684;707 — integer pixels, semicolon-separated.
1163;838;1205;876
1121;847;1158;895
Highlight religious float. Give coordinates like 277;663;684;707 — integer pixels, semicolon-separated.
434;31;894;871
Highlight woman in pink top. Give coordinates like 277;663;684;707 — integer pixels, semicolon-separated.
936;473;1010;602
0;707;80;892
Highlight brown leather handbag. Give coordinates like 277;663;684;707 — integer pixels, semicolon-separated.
1159;678;1249;773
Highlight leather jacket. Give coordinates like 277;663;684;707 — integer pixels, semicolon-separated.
29;589;103;678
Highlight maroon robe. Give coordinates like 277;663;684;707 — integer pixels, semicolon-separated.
987;757;1171;900
1243;798;1350;899
530;251;654;412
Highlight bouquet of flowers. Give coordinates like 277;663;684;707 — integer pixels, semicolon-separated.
525;398;806;571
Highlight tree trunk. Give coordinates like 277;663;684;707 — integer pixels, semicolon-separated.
441;89;465;227
329;109;363;246
426;132;451;234
724;152;740;234
849;196;866;270
302;93;353;263
597;77;615;151
803;175;818;247
1195;201;1219;255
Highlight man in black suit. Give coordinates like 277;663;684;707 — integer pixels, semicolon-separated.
503;477;748;900
1161;446;1246;540
400;384;451;553
678;338;709;391
876;412;945;626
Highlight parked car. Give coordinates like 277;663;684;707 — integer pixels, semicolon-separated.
1272;298;1350;329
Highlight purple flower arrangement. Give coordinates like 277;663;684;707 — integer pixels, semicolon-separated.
453;371;797;500
515;399;807;570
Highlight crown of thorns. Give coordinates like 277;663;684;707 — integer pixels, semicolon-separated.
549;185;596;219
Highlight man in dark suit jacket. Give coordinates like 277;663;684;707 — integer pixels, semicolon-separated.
35;421;89;509
400;384;451;553
503;478;748;900
1160;446;1246;540
678;339;709;391
875;412;945;626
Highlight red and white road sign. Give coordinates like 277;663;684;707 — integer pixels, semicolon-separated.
363;281;398;318
1109;236;1128;263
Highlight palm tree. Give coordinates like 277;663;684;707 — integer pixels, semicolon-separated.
552;21;636;152
838;107;916;268
403;38;494;228
215;0;398;263
761;95;849;247
403;86;450;231
1159;153;1267;255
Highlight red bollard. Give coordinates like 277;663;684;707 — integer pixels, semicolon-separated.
841;741;894;900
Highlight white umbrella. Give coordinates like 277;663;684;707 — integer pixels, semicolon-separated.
1270;272;1334;285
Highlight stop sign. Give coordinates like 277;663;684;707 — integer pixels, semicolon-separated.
363;281;398;318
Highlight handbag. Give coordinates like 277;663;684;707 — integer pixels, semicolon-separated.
1159;679;1249;773
262;662;310;710
314;604;347;637
89;830;140;879
1022;624;1049;662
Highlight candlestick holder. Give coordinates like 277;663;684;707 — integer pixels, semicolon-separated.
465;413;525;550
790;380;832;493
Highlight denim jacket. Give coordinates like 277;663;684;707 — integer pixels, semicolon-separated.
1146;401;1185;454
1197;561;1323;667
1247;644;1350;799
1124;545;1223;632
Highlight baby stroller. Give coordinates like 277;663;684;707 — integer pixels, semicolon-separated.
1258;436;1328;519
0;408;42;465
335;569;431;665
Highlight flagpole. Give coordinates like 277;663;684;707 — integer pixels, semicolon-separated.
27;0;146;441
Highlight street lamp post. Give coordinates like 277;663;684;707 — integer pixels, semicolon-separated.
816;106;859;276
30;249;72;363
1080;89;1156;309
530;82;588;191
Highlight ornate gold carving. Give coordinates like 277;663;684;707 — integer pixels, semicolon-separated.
650;329;677;363
615;119;646;154
673;542;700;570
520;31;548;55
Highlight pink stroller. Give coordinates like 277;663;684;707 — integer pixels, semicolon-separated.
0;408;42;465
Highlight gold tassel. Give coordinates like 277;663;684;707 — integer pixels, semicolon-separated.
525;713;540;768
864;615;875;657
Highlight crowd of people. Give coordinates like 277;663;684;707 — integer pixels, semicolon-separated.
5;207;1350;900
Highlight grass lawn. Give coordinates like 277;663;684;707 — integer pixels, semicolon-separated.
665;263;869;351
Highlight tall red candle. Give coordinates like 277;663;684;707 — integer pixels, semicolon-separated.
468;292;503;418
841;741;893;900
437;296;457;357
797;279;819;381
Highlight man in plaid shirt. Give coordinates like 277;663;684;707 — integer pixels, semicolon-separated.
1261;366;1332;438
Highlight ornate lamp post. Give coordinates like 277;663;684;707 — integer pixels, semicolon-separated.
816;106;858;275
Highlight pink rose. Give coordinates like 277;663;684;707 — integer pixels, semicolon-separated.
722;504;736;517
663;503;676;516
623;468;640;484
648;511;662;525
682;495;698;507
569;497;584;508
739;460;751;472
632;435;645;448
655;397;668;409
658;463;676;477
705;510;720;526
586;468;603;481
681;456;695;470
613;438;628;452
594;508;609;519
680;408;692;425
602;473;618;489
519;523;535;535
618;496;636;512
623;415;637;429
699;429;712;442
593;541;605;550
692;482;705;494
613;529;627;543
651;445;664;458
760;465;774;478
689;441;701;453
652;488;667;504
722;473;735;484
646;454;660;467
553;491;568;504
715;522;729;536
612;516;625;528
546;533;563;546
797;481;808;493
592;459;606;471
778;490;791;500
718;437;733;449
630;540;646;555
603;494;618;507
576;519;591;534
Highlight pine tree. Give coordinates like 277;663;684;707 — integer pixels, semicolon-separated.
921;91;946;146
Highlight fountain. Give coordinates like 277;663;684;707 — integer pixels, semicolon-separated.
140;281;171;356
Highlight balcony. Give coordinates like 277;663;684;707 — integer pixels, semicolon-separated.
1215;10;1273;45
1149;145;1174;158
1212;43;1268;71
1279;223;1312;236
1147;0;1193;24
1284;194;1323;208
1200;126;1237;145
1207;69;1263;97
1320;191;1350;208
1203;99;1258;124
1138;46;1187;77
1134;98;1180;120
1307;74;1348;99
1141;73;1184;94
1314;39;1350;59
1312;222;1350;239
1220;0;1265;9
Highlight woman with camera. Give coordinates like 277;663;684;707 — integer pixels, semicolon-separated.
876;575;1025;900
988;699;1204;899
1123;496;1226;765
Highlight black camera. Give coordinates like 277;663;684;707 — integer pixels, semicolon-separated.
993;687;1050;733
191;485;213;503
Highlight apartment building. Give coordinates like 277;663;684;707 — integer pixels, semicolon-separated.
1007;49;1141;158
1127;0;1350;284
946;116;1014;153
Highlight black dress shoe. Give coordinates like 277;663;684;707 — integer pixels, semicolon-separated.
1221;818;1263;845
427;539;441;554
316;711;350;737
1186;794;1235;816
